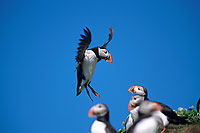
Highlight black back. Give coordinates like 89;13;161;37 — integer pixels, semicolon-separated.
76;63;85;96
152;100;189;124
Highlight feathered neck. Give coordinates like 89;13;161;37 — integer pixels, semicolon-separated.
90;47;101;62
97;112;109;122
144;95;149;100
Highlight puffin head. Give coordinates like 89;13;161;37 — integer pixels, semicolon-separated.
128;95;145;111
88;103;109;117
138;101;162;116
128;86;147;96
98;26;113;63
98;47;113;63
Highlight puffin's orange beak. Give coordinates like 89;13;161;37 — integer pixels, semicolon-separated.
128;100;132;111
128;100;136;111
88;107;95;117
105;53;113;63
128;86;135;94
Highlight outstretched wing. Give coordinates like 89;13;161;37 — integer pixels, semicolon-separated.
76;27;91;62
102;26;113;48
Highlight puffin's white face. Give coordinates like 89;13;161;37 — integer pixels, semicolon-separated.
131;95;145;106
134;86;146;95
98;47;113;63
128;95;144;111
128;86;146;96
88;103;108;117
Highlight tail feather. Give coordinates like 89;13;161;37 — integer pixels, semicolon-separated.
170;115;190;124
76;86;82;96
177;116;191;124
76;85;85;96
76;89;81;96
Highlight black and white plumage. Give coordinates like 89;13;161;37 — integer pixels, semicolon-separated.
128;86;190;132
125;97;140;131
88;103;117;133
76;27;113;101
127;100;163;133
128;95;169;132
125;113;134;131
128;86;148;99
197;97;200;120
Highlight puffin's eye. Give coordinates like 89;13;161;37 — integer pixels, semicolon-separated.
99;105;102;108
134;97;136;100
105;51;107;54
138;88;140;90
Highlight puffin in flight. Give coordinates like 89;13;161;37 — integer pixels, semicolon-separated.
127;100;163;133
128;86;190;133
75;27;113;101
88;103;117;133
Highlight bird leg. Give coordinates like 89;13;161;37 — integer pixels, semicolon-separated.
88;84;100;97
85;86;93;101
161;128;167;133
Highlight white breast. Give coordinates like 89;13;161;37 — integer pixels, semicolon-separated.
130;106;140;122
91;120;106;133
81;50;98;86
125;106;139;131
133;117;158;133
125;114;134;131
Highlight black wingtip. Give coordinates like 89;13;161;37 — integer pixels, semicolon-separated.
84;27;91;37
177;116;191;124
75;27;92;63
102;26;113;48
76;90;81;96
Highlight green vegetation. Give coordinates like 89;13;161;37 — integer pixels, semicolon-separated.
118;122;126;133
175;106;200;124
118;106;200;133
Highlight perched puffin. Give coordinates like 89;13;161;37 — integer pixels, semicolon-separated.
128;94;169;133
128;86;190;132
127;100;163;133
197;97;200;120
125;96;141;131
75;27;113;101
88;103;117;133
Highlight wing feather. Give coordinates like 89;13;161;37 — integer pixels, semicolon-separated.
102;26;113;48
75;27;91;62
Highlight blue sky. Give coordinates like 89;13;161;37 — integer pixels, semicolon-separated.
1;0;200;133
